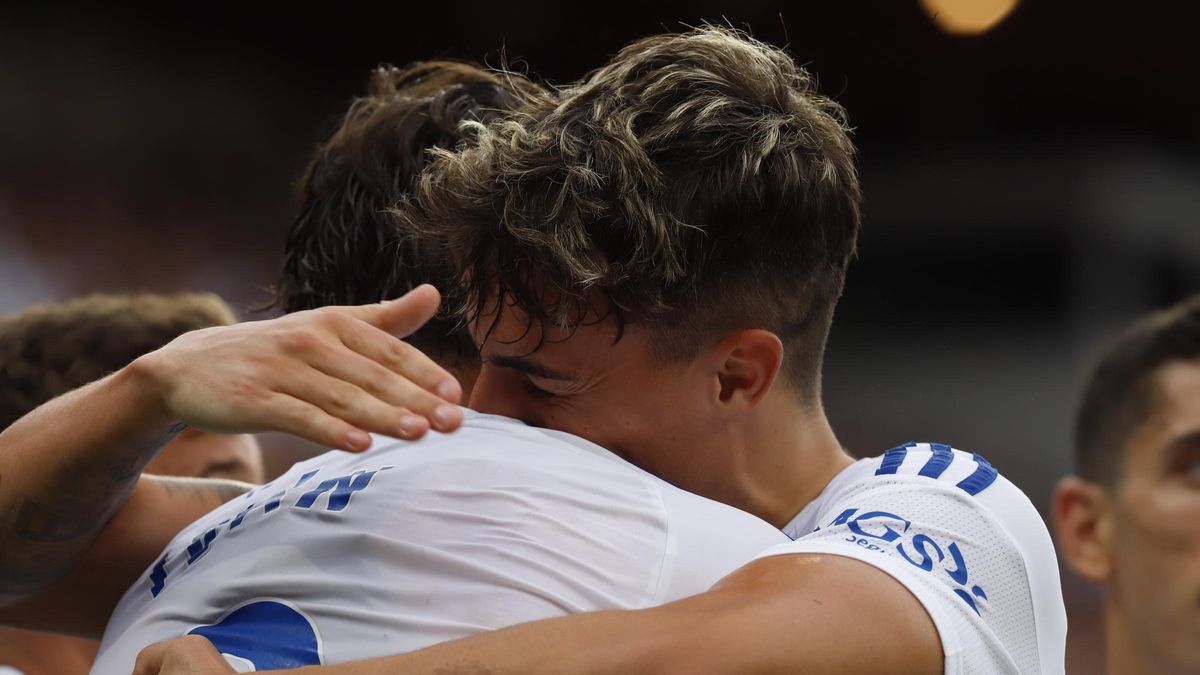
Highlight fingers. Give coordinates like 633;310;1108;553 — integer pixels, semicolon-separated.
134;634;235;675
277;368;436;443
332;284;442;339
306;346;463;433
316;286;465;412
132;639;161;675
337;314;461;400
251;393;376;452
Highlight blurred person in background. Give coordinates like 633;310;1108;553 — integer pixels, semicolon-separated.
1055;294;1200;675
0;292;264;675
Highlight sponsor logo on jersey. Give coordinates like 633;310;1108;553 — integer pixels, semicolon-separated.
824;508;988;614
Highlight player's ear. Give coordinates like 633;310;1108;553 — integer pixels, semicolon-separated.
1052;476;1113;582
708;329;784;411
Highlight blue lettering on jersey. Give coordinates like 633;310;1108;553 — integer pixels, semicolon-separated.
148;464;393;598
186;523;222;565
834;509;988;615
149;554;169;598
188;599;321;668
294;468;388;511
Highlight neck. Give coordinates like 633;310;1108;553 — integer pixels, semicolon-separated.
723;390;853;528
1104;599;1183;675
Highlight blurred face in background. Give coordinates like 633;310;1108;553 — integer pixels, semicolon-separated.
1100;359;1200;672
144;427;264;483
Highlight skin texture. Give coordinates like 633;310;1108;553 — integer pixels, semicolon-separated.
0;287;463;640
1055;358;1200;675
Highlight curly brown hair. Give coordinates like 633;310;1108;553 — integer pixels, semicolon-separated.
0;293;235;430
275;60;549;366
397;27;862;401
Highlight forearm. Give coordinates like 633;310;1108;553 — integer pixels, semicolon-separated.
0;362;180;597
290;591;754;675
0;473;253;638
290;556;940;675
137;556;941;675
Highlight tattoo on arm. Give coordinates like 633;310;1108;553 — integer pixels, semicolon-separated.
13;497;101;542
0;421;190;592
6;422;188;544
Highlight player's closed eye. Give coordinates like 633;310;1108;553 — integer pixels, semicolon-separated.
525;378;558;399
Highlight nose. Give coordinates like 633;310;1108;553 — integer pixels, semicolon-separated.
468;365;542;425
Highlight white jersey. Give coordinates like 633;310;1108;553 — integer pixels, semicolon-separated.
757;442;1067;675
93;410;785;673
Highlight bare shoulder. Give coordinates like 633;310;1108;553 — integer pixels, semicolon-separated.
702;552;943;675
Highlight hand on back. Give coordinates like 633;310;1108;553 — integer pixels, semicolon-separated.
133;285;465;452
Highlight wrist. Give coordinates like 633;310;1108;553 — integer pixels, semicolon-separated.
118;353;184;431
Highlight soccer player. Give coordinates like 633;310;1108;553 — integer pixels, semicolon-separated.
0;293;264;675
1054;294;1200;675
22;29;1067;674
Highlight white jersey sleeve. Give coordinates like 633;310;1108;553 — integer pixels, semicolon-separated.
92;411;784;674
758;443;1067;675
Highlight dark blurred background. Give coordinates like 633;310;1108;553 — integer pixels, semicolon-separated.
2;1;1197;670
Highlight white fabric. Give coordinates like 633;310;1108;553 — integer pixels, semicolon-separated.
0;666;25;675
759;443;1067;675
92;410;785;673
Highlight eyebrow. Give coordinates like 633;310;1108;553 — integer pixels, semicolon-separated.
1166;429;1200;453
487;355;573;381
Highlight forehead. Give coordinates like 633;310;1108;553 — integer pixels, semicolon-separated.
1148;358;1200;419
1126;358;1200;454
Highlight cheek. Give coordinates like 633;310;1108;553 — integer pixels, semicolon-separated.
1113;489;1200;599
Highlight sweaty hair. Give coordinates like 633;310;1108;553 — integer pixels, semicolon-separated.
0;293;235;431
273;60;547;367
1074;294;1200;486
398;27;861;401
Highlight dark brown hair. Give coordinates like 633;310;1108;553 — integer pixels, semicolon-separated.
398;28;861;400
274;60;547;365
1074;294;1200;486
0;293;235;430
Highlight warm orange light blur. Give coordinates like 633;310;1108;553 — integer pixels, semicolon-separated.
920;0;1020;35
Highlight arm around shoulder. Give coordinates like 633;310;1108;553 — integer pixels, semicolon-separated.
283;553;943;675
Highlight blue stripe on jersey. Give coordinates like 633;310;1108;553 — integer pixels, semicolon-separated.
875;443;914;475
956;453;999;496
917;443;955;479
